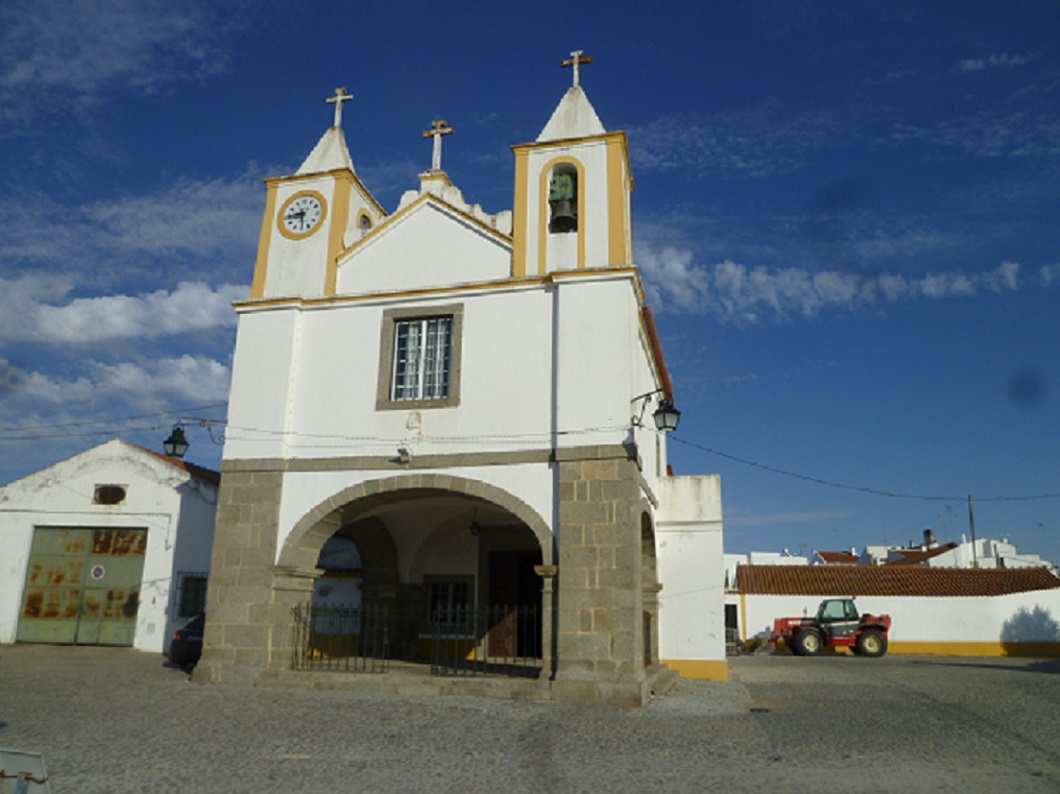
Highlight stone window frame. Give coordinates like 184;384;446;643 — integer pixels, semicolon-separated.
375;304;463;411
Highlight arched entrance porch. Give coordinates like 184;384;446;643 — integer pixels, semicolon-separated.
279;475;554;675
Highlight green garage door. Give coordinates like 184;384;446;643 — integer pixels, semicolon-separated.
17;527;147;646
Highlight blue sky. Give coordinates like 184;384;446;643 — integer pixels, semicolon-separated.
1;1;1058;562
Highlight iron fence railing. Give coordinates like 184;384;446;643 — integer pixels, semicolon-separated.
291;602;390;673
291;602;542;678
429;604;541;678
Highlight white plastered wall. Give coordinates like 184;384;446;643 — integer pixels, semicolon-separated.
225;272;647;463
337;201;511;294
733;590;1060;650
654;475;726;666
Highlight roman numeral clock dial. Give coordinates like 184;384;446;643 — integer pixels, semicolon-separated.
278;191;326;239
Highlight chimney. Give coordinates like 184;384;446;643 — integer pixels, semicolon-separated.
924;528;937;549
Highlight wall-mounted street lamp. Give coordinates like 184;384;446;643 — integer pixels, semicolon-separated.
162;417;227;458
162;424;190;458
632;389;681;432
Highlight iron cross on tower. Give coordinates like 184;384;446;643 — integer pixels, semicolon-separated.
326;87;353;128
561;49;593;87
422;119;454;172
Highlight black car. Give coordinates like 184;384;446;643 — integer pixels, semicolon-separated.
168;613;204;668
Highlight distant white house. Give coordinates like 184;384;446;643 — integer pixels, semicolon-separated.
0;439;219;654
861;530;1053;570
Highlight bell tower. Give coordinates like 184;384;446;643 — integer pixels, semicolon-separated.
512;51;633;277
250;88;386;299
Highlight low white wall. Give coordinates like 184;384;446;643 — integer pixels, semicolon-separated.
656;476;726;678
731;590;1060;655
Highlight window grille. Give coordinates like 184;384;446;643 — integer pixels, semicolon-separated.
425;577;473;635
391;316;452;401
176;572;208;618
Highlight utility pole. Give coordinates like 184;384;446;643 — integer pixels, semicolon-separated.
968;495;978;568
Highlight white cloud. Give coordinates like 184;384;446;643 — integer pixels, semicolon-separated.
0;354;230;406
1040;263;1060;287
628;105;840;177
93;355;231;403
0;278;245;344
0;173;262;285
0;0;228;129
82;175;265;259
954;53;1033;73
636;243;1031;323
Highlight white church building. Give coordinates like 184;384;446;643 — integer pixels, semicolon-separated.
198;54;725;706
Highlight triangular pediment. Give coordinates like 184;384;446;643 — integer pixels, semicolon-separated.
336;195;512;295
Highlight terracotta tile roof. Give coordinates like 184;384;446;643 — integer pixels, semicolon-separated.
816;550;859;564
885;542;958;565
132;443;221;487
736;564;1060;597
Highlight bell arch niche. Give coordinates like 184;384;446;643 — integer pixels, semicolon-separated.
548;161;579;233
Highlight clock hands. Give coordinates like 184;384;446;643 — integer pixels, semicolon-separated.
285;209;307;229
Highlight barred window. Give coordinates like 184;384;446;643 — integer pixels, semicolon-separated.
424;576;473;635
376;305;463;411
176;572;208;618
391;316;452;401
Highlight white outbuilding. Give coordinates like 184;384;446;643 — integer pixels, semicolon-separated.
0;439;219;654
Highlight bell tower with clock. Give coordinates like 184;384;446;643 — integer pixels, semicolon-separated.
250;88;386;300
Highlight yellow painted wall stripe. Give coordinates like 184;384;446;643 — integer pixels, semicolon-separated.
325;176;352;295
887;641;1060;657
512;149;529;277
661;659;729;681
250;182;278;299
606;135;630;266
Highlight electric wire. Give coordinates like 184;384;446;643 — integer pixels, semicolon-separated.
669;434;1060;504
3;406;1059;504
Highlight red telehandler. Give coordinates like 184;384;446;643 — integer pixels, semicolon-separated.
771;598;891;657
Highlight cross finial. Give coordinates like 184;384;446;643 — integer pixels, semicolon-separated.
422;119;455;172
561;50;593;88
326;87;354;128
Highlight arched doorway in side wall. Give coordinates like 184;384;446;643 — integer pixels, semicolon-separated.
641;511;661;668
281;478;551;672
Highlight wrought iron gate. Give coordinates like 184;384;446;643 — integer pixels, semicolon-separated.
291;602;542;678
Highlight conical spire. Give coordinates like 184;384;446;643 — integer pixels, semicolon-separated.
296;87;357;175
537;50;606;141
296;126;356;175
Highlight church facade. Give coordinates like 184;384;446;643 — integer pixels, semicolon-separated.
197;55;725;706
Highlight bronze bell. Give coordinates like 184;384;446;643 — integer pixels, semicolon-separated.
549;199;577;233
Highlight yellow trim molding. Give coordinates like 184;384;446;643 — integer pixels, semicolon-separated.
606;134;631;266
888;641;1060;658
512;148;530;277
662;659;729;681
324;179;351;295
250;182;279;299
235;266;643;313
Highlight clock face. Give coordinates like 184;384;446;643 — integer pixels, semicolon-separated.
280;192;325;237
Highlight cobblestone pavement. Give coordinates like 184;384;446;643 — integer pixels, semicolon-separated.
1;645;1059;793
